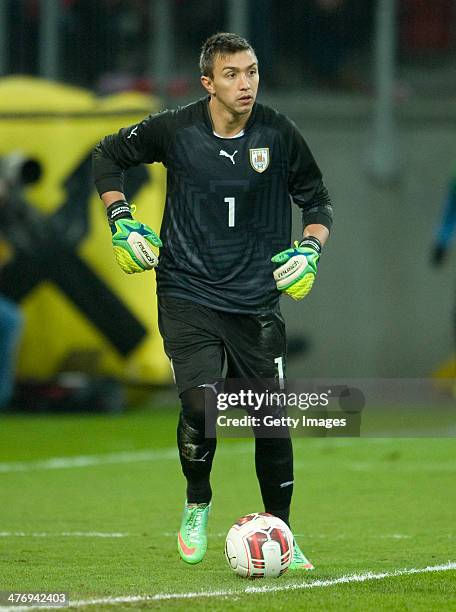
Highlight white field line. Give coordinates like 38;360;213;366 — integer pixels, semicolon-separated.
0;444;254;474
0;448;177;473
2;444;450;476
0;532;129;538
346;462;456;472
0;437;417;475
0;531;416;540
293;460;456;473
160;532;413;540
0;562;454;611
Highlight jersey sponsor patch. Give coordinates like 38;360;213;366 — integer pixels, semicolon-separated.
249;147;270;173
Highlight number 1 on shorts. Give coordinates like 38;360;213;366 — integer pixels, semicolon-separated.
274;356;285;389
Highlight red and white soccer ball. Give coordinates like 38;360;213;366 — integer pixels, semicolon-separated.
225;513;294;578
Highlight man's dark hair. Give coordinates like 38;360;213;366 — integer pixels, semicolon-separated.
200;32;255;78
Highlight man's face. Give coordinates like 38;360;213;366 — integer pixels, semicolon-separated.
202;50;259;115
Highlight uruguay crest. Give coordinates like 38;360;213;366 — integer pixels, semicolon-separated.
249;147;270;173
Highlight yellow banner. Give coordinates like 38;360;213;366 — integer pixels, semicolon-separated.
0;77;171;384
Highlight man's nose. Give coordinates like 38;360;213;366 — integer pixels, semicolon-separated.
239;73;249;89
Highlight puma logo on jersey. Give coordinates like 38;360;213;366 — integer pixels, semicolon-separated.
219;149;238;165
127;125;139;139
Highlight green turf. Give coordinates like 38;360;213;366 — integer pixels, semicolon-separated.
0;404;455;611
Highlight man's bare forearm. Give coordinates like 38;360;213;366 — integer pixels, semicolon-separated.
101;191;126;208
303;224;329;247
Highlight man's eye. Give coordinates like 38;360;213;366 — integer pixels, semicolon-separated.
227;73;235;78
249;70;257;76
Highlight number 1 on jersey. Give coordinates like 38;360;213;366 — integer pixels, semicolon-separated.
224;197;235;227
274;356;285;389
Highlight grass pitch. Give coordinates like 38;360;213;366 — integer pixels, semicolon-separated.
0;400;455;611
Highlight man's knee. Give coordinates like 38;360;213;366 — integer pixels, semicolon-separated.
180;386;208;431
177;386;216;466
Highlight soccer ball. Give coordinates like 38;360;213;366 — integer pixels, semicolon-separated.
225;513;294;578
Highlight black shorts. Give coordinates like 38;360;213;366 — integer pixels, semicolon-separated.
157;295;287;395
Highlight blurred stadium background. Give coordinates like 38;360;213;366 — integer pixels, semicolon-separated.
1;2;455;608
1;0;456;404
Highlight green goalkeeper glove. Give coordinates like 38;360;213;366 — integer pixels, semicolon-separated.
271;236;321;301
107;200;162;274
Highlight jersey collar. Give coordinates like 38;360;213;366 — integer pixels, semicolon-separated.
202;96;257;135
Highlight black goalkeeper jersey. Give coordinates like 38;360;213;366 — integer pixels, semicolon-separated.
93;97;333;314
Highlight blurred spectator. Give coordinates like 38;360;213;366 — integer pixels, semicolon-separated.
0;294;22;410
430;165;456;358
0;182;22;411
431;166;456;266
0;153;42;410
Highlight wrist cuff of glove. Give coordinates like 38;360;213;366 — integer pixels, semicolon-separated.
299;236;322;254
106;200;133;226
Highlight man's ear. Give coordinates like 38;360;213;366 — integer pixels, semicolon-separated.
201;75;215;95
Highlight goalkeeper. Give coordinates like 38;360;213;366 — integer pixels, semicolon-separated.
93;32;332;569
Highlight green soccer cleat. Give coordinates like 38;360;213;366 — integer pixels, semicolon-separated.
289;540;314;570
177;501;211;564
